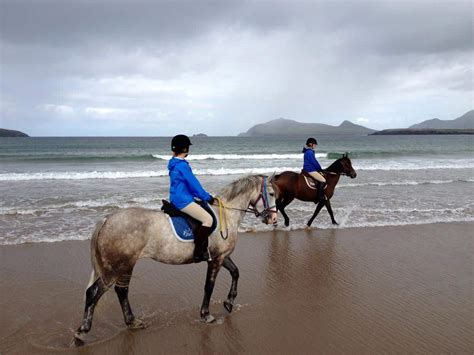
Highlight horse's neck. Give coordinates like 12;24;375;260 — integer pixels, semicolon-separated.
217;190;254;231
324;171;341;198
326;172;341;185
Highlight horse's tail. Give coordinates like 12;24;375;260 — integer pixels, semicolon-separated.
87;217;107;288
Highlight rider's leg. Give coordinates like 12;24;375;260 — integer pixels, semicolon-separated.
180;202;213;262
309;171;327;202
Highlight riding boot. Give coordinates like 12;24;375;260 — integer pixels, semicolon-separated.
317;182;326;203
193;225;212;263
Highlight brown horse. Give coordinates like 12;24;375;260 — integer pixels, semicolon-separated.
274;155;357;227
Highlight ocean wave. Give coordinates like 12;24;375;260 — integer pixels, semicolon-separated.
0;196;164;216
354;161;474;171
152;153;326;160
326;149;474;159
3;215;472;245
338;179;474;188
0;154;157;162
0;167;298;181
2;161;474;181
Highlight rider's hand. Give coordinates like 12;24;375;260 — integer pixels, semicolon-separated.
208;195;216;205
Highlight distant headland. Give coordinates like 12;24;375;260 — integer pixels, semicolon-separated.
371;129;474;135
371;110;473;135
238;118;375;136
0;129;29;137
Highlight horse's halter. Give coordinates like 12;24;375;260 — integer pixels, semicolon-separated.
248;176;277;220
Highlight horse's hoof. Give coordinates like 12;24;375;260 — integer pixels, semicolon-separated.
224;300;233;313
305;225;312;231
332;221;339;225
127;318;149;329
284;222;289;227
71;333;85;347
201;314;216;323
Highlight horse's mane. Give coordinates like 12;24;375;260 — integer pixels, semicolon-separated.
219;175;262;201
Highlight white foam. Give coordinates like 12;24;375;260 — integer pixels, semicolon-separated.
339;179;474;188
0;167;300;181
354;160;474;171
152;153;325;160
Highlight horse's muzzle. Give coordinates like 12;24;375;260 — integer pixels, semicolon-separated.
266;212;278;226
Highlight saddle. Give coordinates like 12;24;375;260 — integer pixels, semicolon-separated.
301;170;321;190
161;200;217;241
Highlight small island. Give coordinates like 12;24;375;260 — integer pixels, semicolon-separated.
0;128;29;137
192;133;208;137
371;129;474;135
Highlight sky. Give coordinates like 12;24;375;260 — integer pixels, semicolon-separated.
1;0;473;136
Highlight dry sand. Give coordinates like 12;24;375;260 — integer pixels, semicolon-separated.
1;222;472;354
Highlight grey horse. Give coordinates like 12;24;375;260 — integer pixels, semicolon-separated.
73;174;278;346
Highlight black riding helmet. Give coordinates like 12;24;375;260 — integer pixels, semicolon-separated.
306;137;318;146
171;134;192;153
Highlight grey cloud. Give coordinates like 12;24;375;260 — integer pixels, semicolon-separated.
1;0;472;135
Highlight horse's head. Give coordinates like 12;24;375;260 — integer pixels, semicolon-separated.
340;154;357;178
327;153;357;178
249;175;278;226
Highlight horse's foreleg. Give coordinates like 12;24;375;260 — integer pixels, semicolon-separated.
326;200;338;225
73;278;107;346
200;258;224;323
307;201;326;227
222;256;239;313
277;198;293;227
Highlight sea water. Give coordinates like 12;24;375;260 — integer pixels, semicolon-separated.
1;135;472;244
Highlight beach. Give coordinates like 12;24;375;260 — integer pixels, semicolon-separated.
1;222;472;354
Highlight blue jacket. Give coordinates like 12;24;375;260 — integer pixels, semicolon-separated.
168;157;212;209
302;147;322;172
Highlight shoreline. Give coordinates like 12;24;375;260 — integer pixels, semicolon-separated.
1;222;473;353
2;219;473;247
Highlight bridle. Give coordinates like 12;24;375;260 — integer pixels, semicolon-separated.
324;159;353;177
211;176;277;239
248;176;277;219
213;176;277;217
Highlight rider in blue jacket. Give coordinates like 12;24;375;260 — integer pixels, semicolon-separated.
168;135;214;262
302;137;326;202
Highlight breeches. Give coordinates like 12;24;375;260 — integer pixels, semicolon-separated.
180;202;213;227
308;171;326;183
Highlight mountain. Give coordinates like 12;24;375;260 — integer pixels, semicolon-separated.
409;110;474;129
371;128;474;135
238;118;375;136
0;128;29;137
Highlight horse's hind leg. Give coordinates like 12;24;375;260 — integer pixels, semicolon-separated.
115;273;148;329
222;256;239;313
73;277;107;346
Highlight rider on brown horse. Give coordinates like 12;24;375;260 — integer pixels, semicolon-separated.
302;137;326;203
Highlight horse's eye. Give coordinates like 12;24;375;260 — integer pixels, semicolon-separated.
269;193;274;197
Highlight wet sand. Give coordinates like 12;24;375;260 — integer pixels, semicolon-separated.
1;222;472;354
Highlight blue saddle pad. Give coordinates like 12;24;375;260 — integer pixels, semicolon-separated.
170;216;195;242
168;202;218;242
